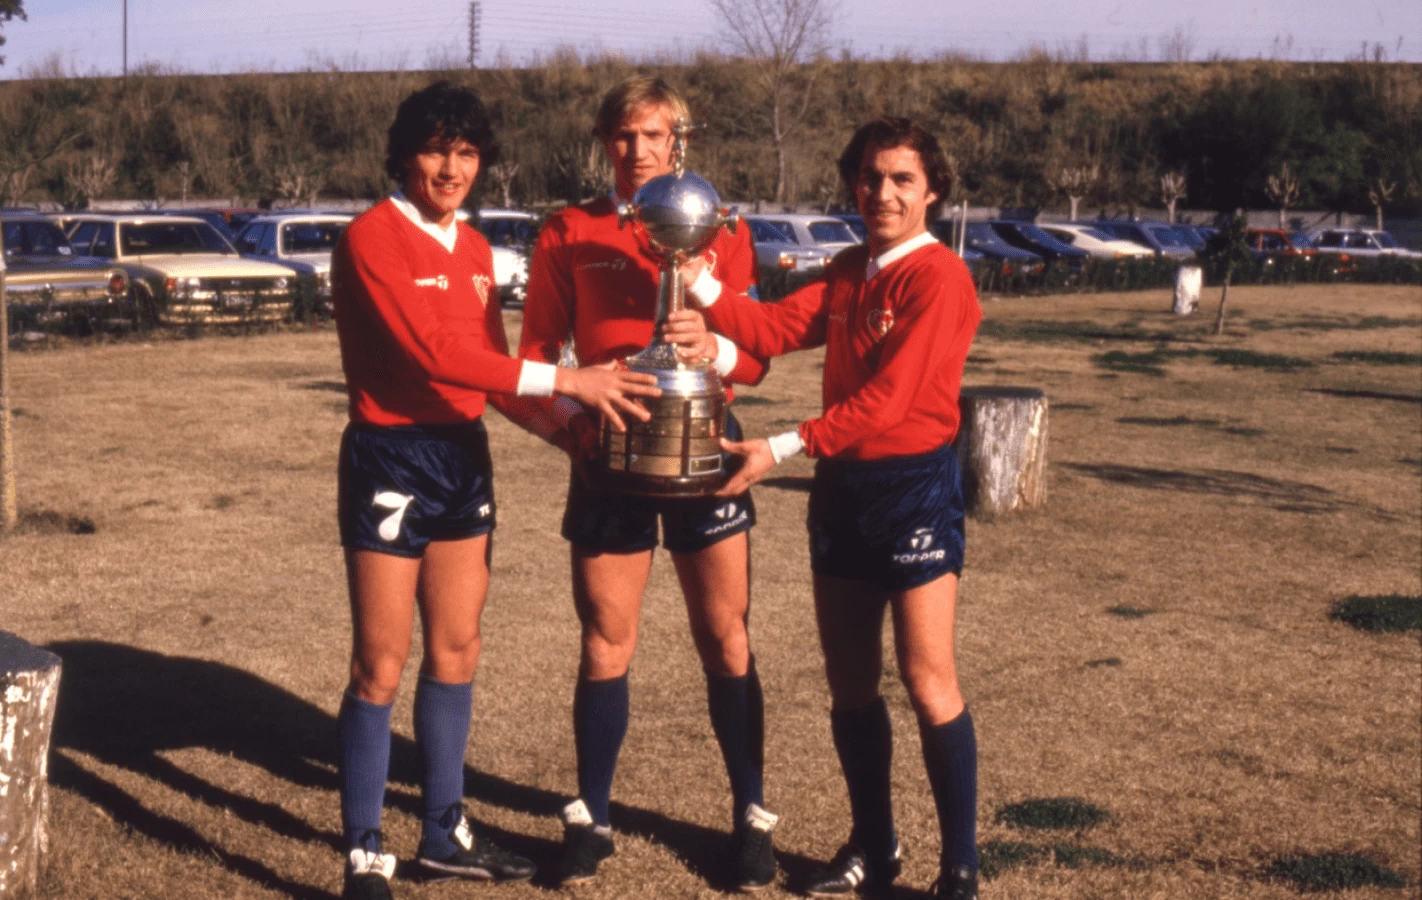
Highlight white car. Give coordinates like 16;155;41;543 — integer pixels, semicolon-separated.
474;209;540;308
1308;228;1422;260
65;214;301;324
745;213;860;257
233;213;353;315
1038;223;1156;260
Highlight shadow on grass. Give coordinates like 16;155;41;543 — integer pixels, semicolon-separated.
760;475;813;493
1059;463;1388;518
1306;388;1422;405
1267;853;1407;891
47;641;813;897
299;380;348;393
1329;595;1421;633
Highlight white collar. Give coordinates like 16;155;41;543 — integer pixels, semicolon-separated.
389;191;459;253
866;230;938;280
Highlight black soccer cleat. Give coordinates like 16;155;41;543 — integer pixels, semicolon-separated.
931;863;979;900
556;799;616;887
733;803;780;892
343;846;396;900
415;810;535;883
803;841;903;897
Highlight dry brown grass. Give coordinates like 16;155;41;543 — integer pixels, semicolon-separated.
2;283;1419;900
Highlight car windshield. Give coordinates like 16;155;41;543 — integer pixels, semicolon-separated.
964;223;1004;245
1288;232;1312;248
121;221;234;255
750;220;795;244
1017;225;1059;245
478;216;539;248
3;219;73;256
1147;225;1190;248
1076;226;1114;241
282;221;345;253
809;221;856;244
1372;232;1400;248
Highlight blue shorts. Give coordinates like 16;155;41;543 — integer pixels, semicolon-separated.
337;421;496;558
807;442;965;591
562;412;756;554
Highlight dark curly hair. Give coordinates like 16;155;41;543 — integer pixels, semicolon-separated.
837;117;952;214
384;81;501;183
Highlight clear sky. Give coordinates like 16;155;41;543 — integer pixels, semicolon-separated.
2;0;1418;78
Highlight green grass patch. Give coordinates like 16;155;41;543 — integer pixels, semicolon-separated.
1106;605;1154;618
997;797;1110;831
1207;349;1314;372
1331;350;1422;366
1268;854;1406;891
1329;595;1422;633
731;395;776;406
1053;846;1125;869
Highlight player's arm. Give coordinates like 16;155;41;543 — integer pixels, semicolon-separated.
715;222;772;386
667;258;831;359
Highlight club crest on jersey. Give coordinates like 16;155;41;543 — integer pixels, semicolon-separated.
867;307;895;339
471;274;492;308
414;275;449;290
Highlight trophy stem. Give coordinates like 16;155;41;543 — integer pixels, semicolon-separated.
631;255;687;369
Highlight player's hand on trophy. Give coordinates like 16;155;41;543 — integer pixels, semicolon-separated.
662;309;718;364
715;437;775;497
555;363;659;432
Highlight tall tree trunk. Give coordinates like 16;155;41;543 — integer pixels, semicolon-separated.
1213;266;1232;336
1167;199;1177;224
1375;204;1384;230
772;98;786;205
1068;196;1080;221
0;224;14;532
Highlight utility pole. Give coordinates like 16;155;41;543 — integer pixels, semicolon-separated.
0;224;15;533
122;0;128;77
467;1;480;69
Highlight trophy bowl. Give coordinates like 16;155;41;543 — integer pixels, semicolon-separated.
597;171;733;497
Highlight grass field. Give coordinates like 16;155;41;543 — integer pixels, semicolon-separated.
2;283;1419;900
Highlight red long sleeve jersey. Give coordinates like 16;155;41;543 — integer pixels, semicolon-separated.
519;197;767;394
332;200;523;426
703;241;982;461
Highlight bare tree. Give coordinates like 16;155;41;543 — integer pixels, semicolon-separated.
1157;24;1196;62
1159;170;1187;224
1265;163;1300;228
1367;177;1396;231
64;154;117;209
489;161;519;209
272;161;324;207
556;143;614;204
0;0;25;68
1047;164;1097;221
713;0;837;204
175;160;193;204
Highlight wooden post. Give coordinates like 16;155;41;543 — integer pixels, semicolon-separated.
0;633;62;897
956;386;1048;519
1172;265;1201;315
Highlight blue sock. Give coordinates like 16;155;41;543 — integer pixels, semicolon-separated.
830;696;897;861
706;662;765;823
919;708;979;873
573;674;629;827
339;691;393;851
414;675;474;858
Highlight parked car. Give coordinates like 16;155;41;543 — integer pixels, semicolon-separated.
233;212;352;315
933;220;1045;277
745;213;860;258
833;213;867;242
1308;228;1422;260
986;221;1090;270
148;208;244;241
2;211;132;330
743;216;833;275
473;209;540;308
1037;222;1155;260
1244;229;1318;262
1095;220;1197;260
64;214;301;324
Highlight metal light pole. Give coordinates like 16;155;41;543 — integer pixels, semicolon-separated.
122;0;128;77
0;224;16;533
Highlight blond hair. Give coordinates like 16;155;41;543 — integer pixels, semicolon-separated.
593;75;690;138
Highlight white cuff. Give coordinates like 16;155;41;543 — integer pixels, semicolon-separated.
687;267;723;306
768;429;804;464
712;334;738;377
515;360;558;397
551;395;585;429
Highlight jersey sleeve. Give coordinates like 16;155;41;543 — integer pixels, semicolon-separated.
519;216;576;365
339;223;525;394
701;274;831;360
799;264;980;459
714;222;771;386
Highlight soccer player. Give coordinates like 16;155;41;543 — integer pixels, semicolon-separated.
331;81;661;900
518;75;780;891
666;117;983;900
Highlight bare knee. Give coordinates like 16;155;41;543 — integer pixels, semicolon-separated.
423;632;482;683
901;666;964;725
690;616;750;677
581;623;637;680
824;652;883;710
349;653;407;705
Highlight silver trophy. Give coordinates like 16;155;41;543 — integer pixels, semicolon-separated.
598;121;736;497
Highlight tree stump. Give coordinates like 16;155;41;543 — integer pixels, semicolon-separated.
0;633;62;898
956;387;1048;519
1173;265;1202;315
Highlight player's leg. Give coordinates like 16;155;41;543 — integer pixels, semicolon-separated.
671;529;778;890
890;573;978;899
342;549;418;898
803;574;904;897
408;534;534;882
